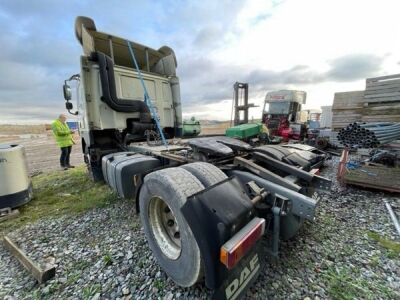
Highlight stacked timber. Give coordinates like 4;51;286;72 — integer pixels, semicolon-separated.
362;74;400;123
331;91;364;130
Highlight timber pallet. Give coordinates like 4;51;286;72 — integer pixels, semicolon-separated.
364;74;400;104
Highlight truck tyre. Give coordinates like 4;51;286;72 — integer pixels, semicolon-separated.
181;162;227;187
139;168;205;287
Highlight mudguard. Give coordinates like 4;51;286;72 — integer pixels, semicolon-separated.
181;177;257;291
188;136;252;157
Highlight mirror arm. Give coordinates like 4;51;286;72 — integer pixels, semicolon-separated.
68;108;79;116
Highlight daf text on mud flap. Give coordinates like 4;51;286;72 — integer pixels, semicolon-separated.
225;254;260;300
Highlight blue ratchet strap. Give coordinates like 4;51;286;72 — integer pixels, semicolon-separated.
126;40;168;149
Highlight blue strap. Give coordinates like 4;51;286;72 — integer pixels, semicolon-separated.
126;40;168;148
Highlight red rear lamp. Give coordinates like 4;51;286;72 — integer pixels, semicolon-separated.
220;217;265;269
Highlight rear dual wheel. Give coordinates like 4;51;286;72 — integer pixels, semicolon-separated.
139;163;227;287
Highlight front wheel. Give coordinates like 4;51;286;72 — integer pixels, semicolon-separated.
139;167;205;287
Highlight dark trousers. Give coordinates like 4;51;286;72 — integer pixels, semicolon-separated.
60;146;72;167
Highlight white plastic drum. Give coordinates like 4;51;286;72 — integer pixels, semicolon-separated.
0;144;33;209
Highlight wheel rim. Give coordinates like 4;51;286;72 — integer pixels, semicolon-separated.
148;196;181;260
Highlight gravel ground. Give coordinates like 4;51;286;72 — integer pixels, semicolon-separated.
0;157;399;299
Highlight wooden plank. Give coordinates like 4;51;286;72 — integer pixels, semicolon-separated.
364;91;400;99
366;79;400;88
334;96;364;100
364;96;400;103
332;118;362;122
365;87;400;95
334;91;364;96
366;73;400;83
333;103;364;109
333;97;363;102
333;91;365;110
344;165;400;193
332;123;356;127
332;106;363;110
365;83;400;92
362;102;400;107
333;95;364;100
361;115;400;122
361;113;400;118
332;112;362;116
3;236;56;284
334;91;364;99
332;121;357;124
363;107;400;116
344;180;400;193
332;116;362;120
333;100;364;104
331;110;363;114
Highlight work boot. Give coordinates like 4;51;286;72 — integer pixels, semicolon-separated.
60;165;68;171
66;165;75;168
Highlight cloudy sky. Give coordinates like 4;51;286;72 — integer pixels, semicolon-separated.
1;0;399;123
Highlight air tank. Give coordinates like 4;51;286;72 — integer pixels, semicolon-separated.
0;144;33;209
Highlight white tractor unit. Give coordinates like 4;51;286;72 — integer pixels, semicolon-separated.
62;16;331;299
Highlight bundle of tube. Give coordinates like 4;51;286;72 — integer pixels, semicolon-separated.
337;122;400;148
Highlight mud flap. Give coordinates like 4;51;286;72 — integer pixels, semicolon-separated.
212;246;262;300
181;177;255;289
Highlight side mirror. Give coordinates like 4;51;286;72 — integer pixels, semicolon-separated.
63;83;72;101
66;102;73;110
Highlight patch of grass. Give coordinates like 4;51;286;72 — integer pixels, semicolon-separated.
47;281;62;295
367;231;400;257
103;253;113;266
82;284;101;300
369;255;380;267
31;288;41;300
153;278;165;290
66;271;81;285
138;257;146;268
0;166;119;235
74;259;91;270
322;266;394;300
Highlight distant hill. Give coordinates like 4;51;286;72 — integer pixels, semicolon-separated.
199;120;229;126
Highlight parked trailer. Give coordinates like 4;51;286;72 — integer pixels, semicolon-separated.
63;16;331;299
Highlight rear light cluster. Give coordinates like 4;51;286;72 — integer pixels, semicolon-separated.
220;217;265;269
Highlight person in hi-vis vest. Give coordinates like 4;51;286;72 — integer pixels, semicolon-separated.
51;114;75;170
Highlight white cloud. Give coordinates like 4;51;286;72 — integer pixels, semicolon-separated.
1;0;399;123
199;0;400;120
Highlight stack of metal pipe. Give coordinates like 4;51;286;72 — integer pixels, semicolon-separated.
337;122;400;148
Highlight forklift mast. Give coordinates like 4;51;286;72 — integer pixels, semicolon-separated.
232;82;256;126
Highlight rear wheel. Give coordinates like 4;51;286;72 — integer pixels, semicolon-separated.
139;168;205;287
181;162;227;187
